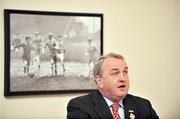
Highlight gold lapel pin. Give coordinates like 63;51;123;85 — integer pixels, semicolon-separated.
128;110;135;119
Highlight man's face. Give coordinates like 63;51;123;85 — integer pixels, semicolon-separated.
26;39;31;44
96;57;129;102
49;35;53;39
88;40;92;45
35;33;38;37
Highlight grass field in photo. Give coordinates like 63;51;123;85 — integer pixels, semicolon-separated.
10;59;96;92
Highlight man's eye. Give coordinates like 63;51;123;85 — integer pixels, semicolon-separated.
111;72;119;76
123;70;128;75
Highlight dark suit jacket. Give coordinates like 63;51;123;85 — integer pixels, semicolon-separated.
67;90;159;119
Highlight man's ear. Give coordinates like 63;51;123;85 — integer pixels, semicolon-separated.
95;75;103;88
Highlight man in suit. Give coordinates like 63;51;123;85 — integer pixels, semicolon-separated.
67;53;159;119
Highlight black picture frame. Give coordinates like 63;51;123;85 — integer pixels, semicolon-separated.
4;9;103;96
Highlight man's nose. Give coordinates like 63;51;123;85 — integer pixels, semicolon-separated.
118;73;125;81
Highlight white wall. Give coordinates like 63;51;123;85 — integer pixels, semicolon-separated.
0;0;180;119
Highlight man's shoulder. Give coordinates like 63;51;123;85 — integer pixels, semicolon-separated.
70;93;90;102
68;90;100;104
126;94;148;100
126;94;150;101
125;94;151;105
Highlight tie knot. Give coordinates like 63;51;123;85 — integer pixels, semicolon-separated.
112;103;119;112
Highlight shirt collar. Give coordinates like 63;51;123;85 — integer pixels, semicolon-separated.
103;96;124;108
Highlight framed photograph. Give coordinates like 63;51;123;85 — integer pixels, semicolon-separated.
4;9;103;96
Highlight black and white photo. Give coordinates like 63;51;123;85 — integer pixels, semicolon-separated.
4;9;103;96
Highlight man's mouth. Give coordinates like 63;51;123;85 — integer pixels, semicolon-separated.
118;85;126;88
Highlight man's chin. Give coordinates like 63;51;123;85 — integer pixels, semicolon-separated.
116;92;128;98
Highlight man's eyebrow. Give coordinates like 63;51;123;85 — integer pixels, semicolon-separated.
111;67;128;71
111;68;119;71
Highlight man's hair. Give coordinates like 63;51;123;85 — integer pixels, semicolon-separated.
34;31;39;34
48;32;53;36
93;53;124;77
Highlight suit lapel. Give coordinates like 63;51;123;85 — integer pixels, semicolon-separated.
123;95;137;119
92;90;113;119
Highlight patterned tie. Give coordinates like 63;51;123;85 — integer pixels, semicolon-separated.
112;103;121;119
